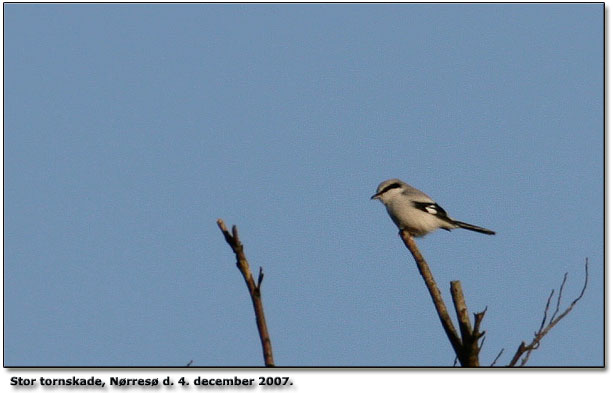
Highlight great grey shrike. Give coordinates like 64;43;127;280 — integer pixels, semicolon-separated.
371;179;495;237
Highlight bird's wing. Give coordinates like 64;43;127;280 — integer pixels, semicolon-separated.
412;201;455;224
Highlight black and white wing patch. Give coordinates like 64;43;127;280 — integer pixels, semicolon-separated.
412;201;454;224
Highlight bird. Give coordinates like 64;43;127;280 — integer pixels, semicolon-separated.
371;179;495;237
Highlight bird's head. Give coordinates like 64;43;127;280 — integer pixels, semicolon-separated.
371;178;406;203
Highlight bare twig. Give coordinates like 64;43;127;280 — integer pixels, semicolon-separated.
490;349;504;367
217;219;275;367
508;258;589;367
257;267;264;289
550;273;568;323
538;290;556;338
478;335;486;353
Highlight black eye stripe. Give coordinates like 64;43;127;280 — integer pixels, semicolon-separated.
380;183;402;194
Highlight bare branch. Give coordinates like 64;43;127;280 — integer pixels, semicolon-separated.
217;219;275;367
451;281;480;366
400;231;463;360
401;231;485;366
451;281;473;343
509;342;527;367
508;258;589;367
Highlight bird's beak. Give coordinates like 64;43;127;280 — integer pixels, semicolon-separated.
371;193;381;200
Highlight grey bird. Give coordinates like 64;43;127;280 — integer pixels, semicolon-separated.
371;179;495;237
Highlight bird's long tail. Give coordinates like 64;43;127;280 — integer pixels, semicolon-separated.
454;220;496;235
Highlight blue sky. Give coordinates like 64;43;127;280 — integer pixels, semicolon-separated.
4;3;603;367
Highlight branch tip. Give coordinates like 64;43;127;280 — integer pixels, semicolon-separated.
216;218;229;232
490;349;504;367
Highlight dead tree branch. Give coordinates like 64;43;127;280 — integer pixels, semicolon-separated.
451;282;486;366
400;231;462;359
217;219;274;367
400;230;484;367
508;258;589;367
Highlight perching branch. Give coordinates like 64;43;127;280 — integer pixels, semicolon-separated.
508;258;589;367
400;231;462;358
400;230;484;367
217;219;275;367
